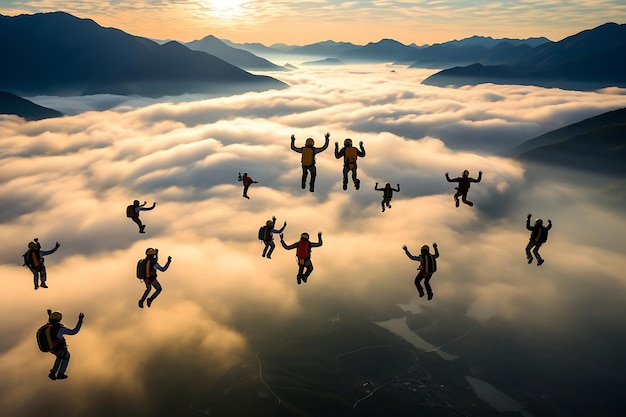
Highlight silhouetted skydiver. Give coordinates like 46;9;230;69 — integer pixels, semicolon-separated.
261;216;287;259
375;182;400;212
23;238;60;290
445;170;482;207
127;200;156;233
139;248;172;308
41;310;84;380
238;172;258;199
403;243;439;300
280;232;323;284
525;214;552;266
291;133;330;192
335;138;366;190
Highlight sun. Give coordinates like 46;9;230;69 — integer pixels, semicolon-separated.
199;0;249;20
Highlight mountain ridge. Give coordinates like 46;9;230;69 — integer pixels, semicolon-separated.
510;107;626;178
422;22;626;90
0;11;286;97
0;91;63;120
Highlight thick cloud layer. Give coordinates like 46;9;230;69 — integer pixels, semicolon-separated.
1;64;625;416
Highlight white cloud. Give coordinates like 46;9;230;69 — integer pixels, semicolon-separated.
1;64;626;416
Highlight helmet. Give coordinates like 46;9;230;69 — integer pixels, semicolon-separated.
28;242;38;250
385;182;390;187
49;311;62;322
145;248;158;256
344;138;353;147
421;245;430;253
462;170;469;177
305;138;314;147
133;199;140;205
535;219;543;225
243;172;248;177
300;232;310;240
266;220;273;226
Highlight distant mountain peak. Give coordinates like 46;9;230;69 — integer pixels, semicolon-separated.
0;11;287;97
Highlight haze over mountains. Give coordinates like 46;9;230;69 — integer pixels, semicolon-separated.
1;11;624;104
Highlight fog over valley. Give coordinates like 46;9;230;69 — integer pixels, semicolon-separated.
1;64;625;416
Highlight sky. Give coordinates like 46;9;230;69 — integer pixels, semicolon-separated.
1;64;626;416
1;0;626;45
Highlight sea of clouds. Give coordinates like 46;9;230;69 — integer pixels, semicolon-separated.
1;64;625;416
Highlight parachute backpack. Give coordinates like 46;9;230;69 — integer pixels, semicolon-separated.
258;219;274;242
257;226;267;241
126;205;138;218
258;226;272;242
420;254;437;275
296;240;311;265
344;146;358;170
136;258;152;280
23;249;41;270
301;147;315;167
36;323;61;353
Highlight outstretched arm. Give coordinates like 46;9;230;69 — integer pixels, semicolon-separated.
40;242;61;256
139;202;156;211
311;232;323;247
357;141;366;157
290;135;302;152
58;313;84;336
393;184;400;192
280;235;297;250
274;222;287;234
545;219;552;231
526;214;532;231
154;256;172;272
316;132;330;152
374;182;383;191
334;142;342;159
402;245;420;261
238;173;243;181
445;173;456;183
471;171;483;183
433;243;439;259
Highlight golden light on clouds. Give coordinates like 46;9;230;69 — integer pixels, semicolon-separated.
1;64;626;416
198;0;251;20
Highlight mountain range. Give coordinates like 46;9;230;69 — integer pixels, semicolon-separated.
221;36;550;68
186;35;287;71
0;11;286;98
509;106;626;178
422;22;626;90
1;11;625;117
0;91;63;120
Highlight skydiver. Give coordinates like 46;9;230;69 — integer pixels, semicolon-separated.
525;214;552;266
42;309;84;380
261;216;287;259
126;200;156;233
280;231;323;284
403;243;439;300
375;182;400;212
291;132;330;192
238;172;258;199
23;238;60;290
138;248;172;308
445;170;482;207
335;138;366;190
